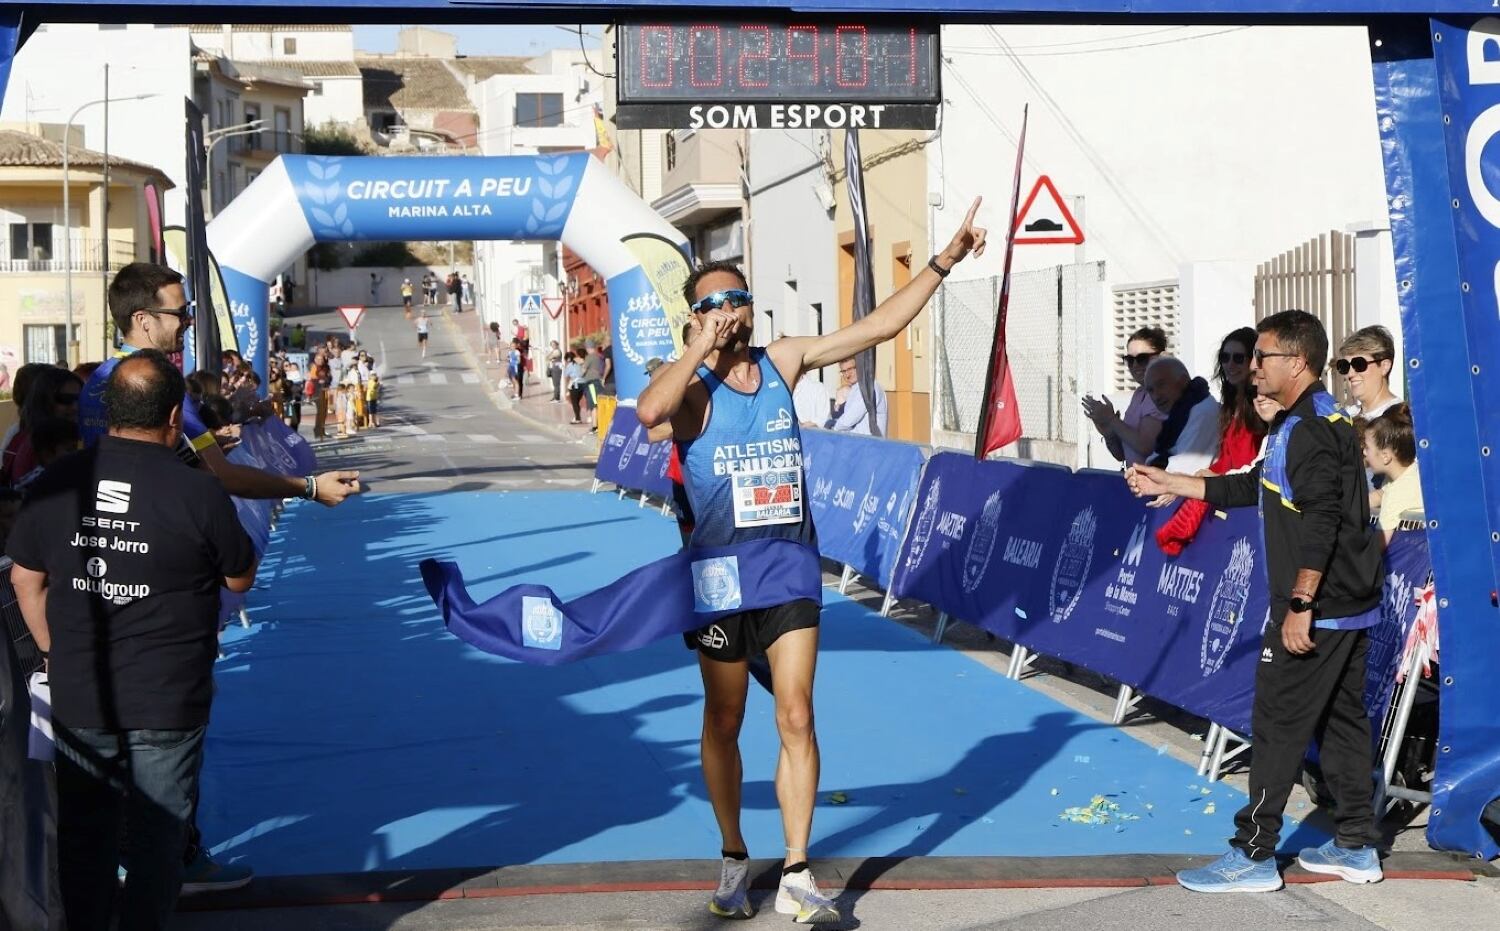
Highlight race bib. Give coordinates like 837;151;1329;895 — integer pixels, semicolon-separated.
732;465;803;528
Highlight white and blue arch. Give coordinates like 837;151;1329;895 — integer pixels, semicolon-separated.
205;152;693;401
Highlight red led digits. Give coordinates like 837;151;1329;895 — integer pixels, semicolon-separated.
902;27;918;86
787;25;818;86
688;24;723;89
738;24;771;88
640;25;673;87
835;25;869;89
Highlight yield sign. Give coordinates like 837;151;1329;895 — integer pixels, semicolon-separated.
542;296;565;319
1013;175;1084;245
337;305;366;329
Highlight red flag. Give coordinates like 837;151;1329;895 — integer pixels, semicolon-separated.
975;106;1029;459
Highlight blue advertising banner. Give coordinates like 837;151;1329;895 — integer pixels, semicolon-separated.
894;452;1270;733
280;153;589;244
802;429;926;587
594;405;673;499
1365;529;1432;723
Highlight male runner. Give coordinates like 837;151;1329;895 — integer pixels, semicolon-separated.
637;199;986;923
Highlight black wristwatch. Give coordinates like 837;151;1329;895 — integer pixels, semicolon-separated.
927;255;952;278
1288;595;1317;614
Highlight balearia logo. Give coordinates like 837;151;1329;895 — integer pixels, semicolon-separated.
902;476;941;572
96;480;132;514
1201;537;1254;676
618;425;642;469
1048;506;1098;623
961;491;1003;594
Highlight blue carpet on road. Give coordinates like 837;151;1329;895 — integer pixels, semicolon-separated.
204;491;1323;876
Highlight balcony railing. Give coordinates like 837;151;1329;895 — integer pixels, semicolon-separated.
0;237;136;273
227;131;304;156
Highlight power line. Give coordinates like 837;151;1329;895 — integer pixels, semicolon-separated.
945;25;1190;52
982;25;1185;267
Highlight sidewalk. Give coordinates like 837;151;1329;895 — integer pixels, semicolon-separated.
439;307;601;449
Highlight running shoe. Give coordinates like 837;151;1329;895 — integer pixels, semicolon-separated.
180;848;254;894
775;868;841;924
707;856;754;919
1176;847;1283;893
1296;839;1383;884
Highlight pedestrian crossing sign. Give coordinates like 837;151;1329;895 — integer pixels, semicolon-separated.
519;293;543;316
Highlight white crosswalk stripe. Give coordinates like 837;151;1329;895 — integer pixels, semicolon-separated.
466;434;501;444
461;372;480;384
428;373;449;385
392;423;426;436
517;434;547;443
397;374;414;386
415;434;447;443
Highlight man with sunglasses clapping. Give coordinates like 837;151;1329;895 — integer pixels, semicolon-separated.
637;199;986;925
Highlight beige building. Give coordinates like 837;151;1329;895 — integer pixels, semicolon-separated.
654;129;745;268
832;129;931;443
0;128;172;368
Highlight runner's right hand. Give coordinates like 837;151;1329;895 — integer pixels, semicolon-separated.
693;308;737;353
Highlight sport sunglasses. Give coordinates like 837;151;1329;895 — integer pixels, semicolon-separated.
690;289;753;314
1334;355;1389;375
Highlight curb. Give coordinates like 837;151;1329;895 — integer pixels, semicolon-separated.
177;853;1482;912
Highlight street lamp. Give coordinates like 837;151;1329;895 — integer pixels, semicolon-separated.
204;120;265;211
63;90;158;366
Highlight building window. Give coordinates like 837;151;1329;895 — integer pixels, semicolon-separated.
283;37;298;55
274;107;292;152
24;324;67;365
665;131;677;171
243;104;261;148
373;111;401;134
311;81;324;96
8;222;54;263
514;93;564;128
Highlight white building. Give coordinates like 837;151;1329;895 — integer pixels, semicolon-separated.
0;24;197;224
930;24;1398;391
470;50;603;351
747;130;838;351
190;24;363;130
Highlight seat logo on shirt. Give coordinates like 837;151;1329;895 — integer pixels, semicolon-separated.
95;480;132;514
765;408;793;432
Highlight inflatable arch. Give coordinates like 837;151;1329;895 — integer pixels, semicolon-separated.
204;152;694;401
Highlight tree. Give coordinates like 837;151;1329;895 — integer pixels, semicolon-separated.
302;121;366;157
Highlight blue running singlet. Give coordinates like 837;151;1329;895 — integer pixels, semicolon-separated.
678;348;816;551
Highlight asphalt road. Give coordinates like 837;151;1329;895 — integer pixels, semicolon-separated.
288;303;596;494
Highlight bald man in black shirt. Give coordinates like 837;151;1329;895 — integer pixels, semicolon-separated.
7;350;258;930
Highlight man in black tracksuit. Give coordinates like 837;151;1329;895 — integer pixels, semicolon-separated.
1128;309;1385;892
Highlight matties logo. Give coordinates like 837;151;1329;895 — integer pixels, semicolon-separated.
962;491;1003;594
1048;506;1098;623
1201;538;1254;676
96;480;132;514
902;476;942;573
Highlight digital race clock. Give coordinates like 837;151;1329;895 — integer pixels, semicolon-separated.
616;21;941;130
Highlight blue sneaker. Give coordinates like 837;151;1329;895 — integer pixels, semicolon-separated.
180;848;253;894
1177;848;1283;893
1297;839;1383;884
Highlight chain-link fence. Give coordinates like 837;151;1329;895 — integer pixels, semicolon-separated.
935;261;1105;467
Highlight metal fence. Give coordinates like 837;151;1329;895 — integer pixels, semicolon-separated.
1;558;43;679
934;261;1105;467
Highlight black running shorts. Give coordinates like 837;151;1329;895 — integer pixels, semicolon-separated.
686;599;820;663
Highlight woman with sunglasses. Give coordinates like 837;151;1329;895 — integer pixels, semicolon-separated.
1081;326;1168;464
1155;327;1269;554
1335;326;1400;420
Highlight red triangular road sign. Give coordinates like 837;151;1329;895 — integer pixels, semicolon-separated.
1013;175;1084;245
542;296;565;319
337;305;366;330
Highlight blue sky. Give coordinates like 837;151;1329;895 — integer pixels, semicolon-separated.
352;24;602;57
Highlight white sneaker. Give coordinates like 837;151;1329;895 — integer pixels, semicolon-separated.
775;868;840;924
707;856;754;919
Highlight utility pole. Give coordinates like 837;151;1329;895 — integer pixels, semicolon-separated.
101;63;110;354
